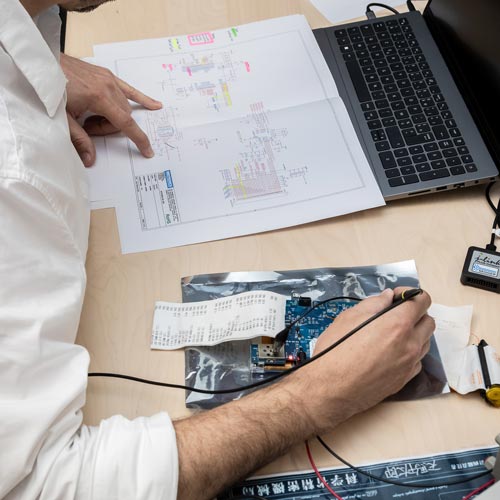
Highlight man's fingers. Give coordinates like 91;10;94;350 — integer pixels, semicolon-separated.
413;314;435;351
67;114;96;167
83;115;120;136
101;99;154;158
391;287;432;325
117;77;163;110
349;288;395;317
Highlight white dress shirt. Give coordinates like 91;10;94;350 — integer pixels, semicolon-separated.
0;2;178;498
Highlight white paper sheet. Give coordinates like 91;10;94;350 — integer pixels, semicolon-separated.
309;0;403;24
93;15;385;253
151;291;286;349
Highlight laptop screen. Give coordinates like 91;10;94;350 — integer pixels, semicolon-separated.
424;0;500;166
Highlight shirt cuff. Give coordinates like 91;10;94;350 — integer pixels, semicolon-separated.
76;412;178;500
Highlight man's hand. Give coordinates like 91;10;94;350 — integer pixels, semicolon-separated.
299;287;434;433
60;54;162;167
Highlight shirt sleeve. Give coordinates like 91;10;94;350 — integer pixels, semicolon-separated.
0;176;179;500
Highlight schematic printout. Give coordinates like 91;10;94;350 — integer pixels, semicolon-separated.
94;15;385;253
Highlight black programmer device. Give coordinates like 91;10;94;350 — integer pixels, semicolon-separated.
461;246;500;293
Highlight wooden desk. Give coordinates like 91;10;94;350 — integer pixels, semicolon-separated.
68;0;499;477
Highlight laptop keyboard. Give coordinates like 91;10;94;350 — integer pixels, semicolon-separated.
334;17;477;187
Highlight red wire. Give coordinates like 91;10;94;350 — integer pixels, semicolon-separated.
462;478;495;500
305;441;344;500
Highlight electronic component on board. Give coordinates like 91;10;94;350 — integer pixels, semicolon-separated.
250;297;355;377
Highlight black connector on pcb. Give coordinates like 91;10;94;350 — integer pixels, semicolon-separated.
461;246;500;293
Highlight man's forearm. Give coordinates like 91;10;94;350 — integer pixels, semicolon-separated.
174;374;344;500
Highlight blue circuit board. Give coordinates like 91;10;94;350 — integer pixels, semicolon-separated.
250;298;356;376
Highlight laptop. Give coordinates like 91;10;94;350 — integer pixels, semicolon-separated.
314;0;499;199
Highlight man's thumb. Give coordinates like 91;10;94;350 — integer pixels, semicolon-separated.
67;113;96;167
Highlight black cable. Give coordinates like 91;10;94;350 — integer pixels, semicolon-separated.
365;3;400;17
89;290;420;395
485;182;498;215
485;182;500;251
317;436;492;488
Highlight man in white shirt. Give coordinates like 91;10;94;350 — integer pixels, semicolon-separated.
0;1;435;499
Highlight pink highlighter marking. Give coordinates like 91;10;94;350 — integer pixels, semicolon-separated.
244;61;250;72
168;64;173;71
162;63;167;69
187;67;192;77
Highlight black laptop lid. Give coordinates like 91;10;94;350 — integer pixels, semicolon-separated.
424;0;500;165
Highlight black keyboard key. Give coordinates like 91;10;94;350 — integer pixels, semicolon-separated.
412;113;426;124
454;137;466;147
360;57;373;66
335;29;347;38
415;123;430;134
438;140;453;149
398;119;413;129
457;146;469;155
382;117;397;127
343;52;355;61
424;106;439;116
431;160;446;169
387;91;402;101
373;22;387;32
372;91;386;100
346;60;372;103
465;163;478;172
394;110;410;120
379;108;393;118
446;157;461;166
449;128;461;137
389;174;419;187
366;74;379;84
348;26;361;36
364;110;378;120
367;42;381;51
409;72;424;82
361;102;375;112
433;125;450;140
401;166;416;175
386;126;405;148
354;42;367;51
391;100;405;111
362;65;376;74
375;60;389;69
434;93;445;103
427;151;442;161
439;104;450;113
409;145;424;155
361;24;375;36
388;177;404;187
412;80;426;90
371;129;387;142
408;105;423;115
429;85;441;94
394;70;408;80
424;142;439;152
416;88;431;98
338;37;350;46
420;169;450;181
420;97;434;108
401;87;415;98
384;83;399;93
397;157;412;167
387;54;400;64
416;162;431;172
412;154;427;164
405;132;434;146
379;151;397;168
394;148;409;158
375;99;390;109
442;148;457;158
445;119;457;128
340;44;354;53
381;75;395;85
368;119;382;130
375;140;391;151
385;168;400;178
397;79;412;88
461;155;474;164
450;166;466;175
428;116;443;126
